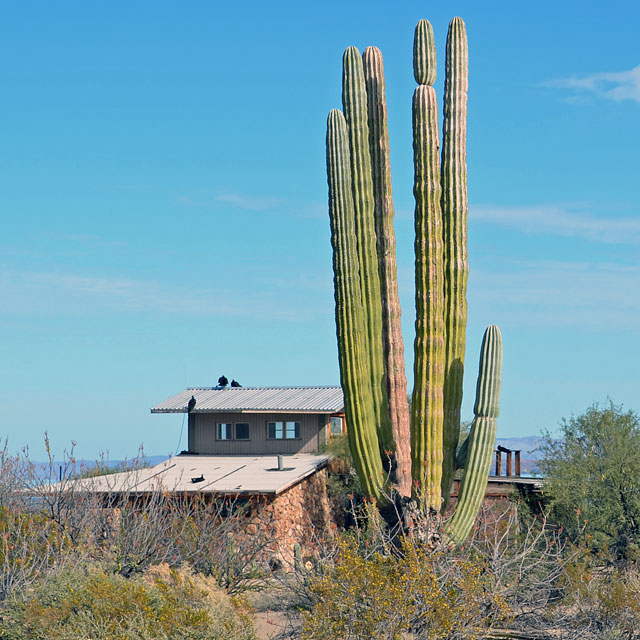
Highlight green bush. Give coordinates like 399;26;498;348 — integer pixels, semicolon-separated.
300;535;509;640
538;401;640;562
0;564;256;640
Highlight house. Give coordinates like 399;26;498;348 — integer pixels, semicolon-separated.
65;453;336;559
150;386;345;456
43;386;345;566
57;384;536;561
145;385;346;559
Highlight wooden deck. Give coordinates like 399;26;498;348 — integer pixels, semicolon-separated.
450;475;544;501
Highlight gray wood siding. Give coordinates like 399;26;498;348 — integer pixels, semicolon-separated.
189;413;329;455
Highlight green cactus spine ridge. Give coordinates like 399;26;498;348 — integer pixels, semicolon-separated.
413;19;437;86
446;325;502;544
362;45;412;497
326;109;388;504
341;47;394;458
440;16;470;510
411;83;444;512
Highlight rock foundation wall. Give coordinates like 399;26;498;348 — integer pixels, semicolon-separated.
234;467;337;568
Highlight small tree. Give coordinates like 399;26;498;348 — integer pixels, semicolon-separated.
538;401;640;563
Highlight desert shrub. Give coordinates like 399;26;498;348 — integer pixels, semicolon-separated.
0;563;256;640
89;494;271;592
553;560;640;639
1;449;272;595
538;400;640;563
0;507;72;602
72;449;152;479
300;535;509;640
170;501;271;595
458;501;579;632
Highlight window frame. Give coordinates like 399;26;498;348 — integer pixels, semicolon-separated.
216;422;252;441
266;420;301;440
330;416;344;435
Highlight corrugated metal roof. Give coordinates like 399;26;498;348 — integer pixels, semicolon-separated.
150;386;344;414
49;454;330;496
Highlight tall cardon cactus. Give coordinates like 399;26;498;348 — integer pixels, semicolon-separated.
326;16;503;542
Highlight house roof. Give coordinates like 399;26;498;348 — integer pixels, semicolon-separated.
150;386;344;414
54;454;330;496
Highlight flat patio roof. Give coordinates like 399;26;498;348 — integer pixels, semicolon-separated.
54;454;331;496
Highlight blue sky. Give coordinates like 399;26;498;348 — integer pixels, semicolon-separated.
1;1;638;460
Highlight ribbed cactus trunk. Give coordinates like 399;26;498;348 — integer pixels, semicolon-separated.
363;46;412;497
326;15;503;542
411;21;445;511
326;109;388;504
446;326;502;543
440;17;470;509
342;47;394;458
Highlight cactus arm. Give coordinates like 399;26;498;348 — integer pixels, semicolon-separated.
362;45;412;497
411;80;445;512
440;17;470;509
413;20;437;86
446;325;502;544
341;47;393;457
326;109;388;504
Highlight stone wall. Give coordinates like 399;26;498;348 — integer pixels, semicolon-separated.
236;467;337;569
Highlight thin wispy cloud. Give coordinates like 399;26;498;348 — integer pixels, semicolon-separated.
389;259;640;334
470;260;640;331
545;65;640;103
215;193;285;211
295;201;327;220
472;204;640;245
0;271;322;322
28;273;147;299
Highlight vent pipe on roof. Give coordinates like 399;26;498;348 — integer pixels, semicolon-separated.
277;455;283;471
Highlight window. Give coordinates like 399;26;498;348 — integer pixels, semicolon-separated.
216;423;251;441
217;423;233;440
267;421;300;440
235;423;250;440
330;416;344;435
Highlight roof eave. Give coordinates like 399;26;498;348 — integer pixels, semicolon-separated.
150;408;344;414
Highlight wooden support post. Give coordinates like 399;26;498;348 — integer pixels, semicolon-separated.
506;450;513;477
515;450;521;477
495;450;502;477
